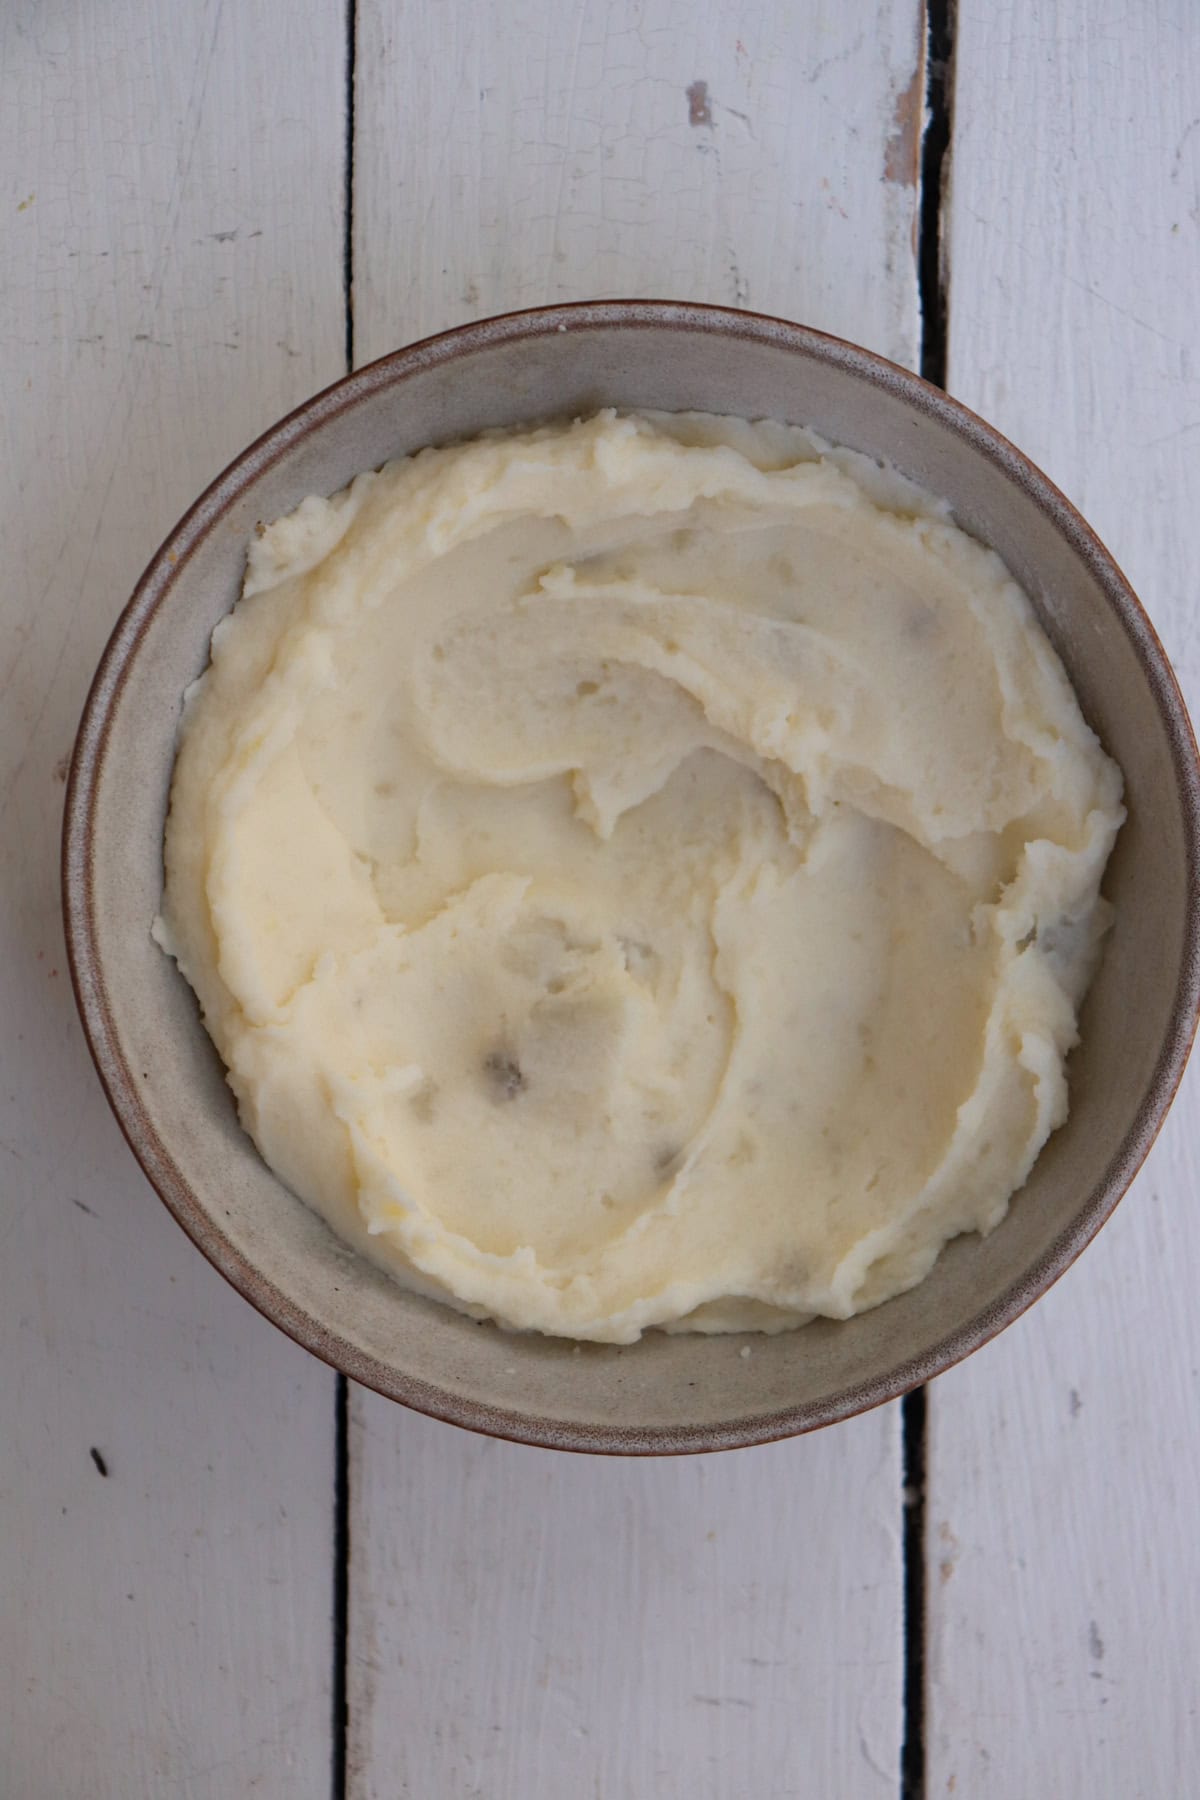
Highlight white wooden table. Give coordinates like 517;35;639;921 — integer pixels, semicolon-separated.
4;4;1198;1795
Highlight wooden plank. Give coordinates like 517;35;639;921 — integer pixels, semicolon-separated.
348;1407;904;1800
348;4;924;1793
353;0;923;366
0;3;346;1795
927;4;1200;1795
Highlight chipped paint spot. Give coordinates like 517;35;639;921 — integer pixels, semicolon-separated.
885;56;925;188
937;1521;959;1583
821;176;849;222
687;81;713;128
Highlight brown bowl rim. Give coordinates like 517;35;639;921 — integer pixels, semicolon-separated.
61;299;1200;1454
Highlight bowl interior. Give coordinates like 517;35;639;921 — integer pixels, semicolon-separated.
67;305;1200;1451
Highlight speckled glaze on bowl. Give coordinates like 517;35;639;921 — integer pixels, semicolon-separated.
62;301;1200;1454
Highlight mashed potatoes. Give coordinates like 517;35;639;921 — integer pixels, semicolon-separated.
155;411;1123;1342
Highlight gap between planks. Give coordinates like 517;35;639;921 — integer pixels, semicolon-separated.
333;7;358;1797
903;6;956;1796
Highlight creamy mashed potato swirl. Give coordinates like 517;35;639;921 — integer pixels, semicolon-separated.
155;412;1123;1341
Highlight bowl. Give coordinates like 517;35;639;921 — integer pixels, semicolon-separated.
62;301;1200;1453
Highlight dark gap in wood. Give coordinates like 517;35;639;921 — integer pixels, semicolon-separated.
900;1384;928;1800
333;12;357;1797
918;0;955;389
331;1375;350;1800
343;0;358;373
905;9;954;1791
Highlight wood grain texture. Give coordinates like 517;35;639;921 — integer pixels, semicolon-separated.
0;3;346;1794
353;0;924;366
927;4;1200;1795
348;1407;903;1800
348;4;925;1793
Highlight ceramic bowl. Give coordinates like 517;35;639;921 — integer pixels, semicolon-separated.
62;301;1200;1453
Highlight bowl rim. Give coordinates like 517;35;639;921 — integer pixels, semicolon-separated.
61;298;1200;1454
